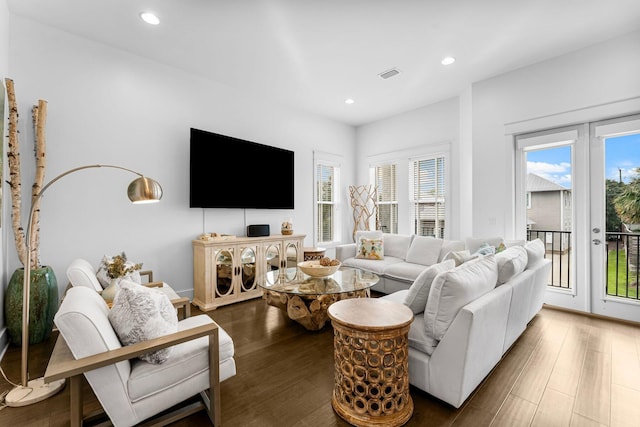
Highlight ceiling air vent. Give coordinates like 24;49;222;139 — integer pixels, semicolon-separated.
379;68;400;79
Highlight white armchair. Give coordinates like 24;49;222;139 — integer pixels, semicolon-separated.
66;258;191;319
48;286;236;426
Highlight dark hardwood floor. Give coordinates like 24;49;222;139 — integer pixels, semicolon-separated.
1;296;639;426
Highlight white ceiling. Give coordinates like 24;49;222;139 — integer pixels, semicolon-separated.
8;0;640;126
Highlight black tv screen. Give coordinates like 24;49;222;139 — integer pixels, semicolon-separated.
189;128;295;209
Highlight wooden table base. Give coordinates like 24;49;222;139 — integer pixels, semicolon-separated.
262;289;369;330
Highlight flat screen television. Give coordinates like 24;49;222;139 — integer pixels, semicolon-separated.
189;128;295;209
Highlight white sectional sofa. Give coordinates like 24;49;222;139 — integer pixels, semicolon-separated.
376;239;551;408
335;231;506;294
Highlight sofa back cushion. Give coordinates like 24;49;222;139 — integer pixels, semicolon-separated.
495;246;528;285
403;259;455;314
405;236;443;266
442;250;479;267
424;254;498;341
465;236;504;254
438;239;466;262
524;238;546;269
383;233;413;259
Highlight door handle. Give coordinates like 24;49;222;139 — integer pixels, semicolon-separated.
593;239;601;245
592;227;601;233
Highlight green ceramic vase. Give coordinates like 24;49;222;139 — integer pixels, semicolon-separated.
4;266;59;345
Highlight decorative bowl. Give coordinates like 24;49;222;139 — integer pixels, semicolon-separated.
298;260;341;278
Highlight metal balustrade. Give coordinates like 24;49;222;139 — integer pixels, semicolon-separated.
526;229;640;300
527;229;572;290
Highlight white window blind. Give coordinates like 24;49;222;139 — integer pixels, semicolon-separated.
375;163;398;234
316;161;340;244
410;155;445;237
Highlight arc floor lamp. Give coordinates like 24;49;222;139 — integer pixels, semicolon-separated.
5;164;163;407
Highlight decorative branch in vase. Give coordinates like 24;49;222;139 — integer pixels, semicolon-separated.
4;78;58;346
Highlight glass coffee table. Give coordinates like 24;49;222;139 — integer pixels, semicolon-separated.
259;267;379;330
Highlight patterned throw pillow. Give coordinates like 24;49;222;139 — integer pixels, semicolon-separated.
356;238;384;260
108;280;178;364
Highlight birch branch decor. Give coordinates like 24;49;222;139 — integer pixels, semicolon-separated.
4;77;48;269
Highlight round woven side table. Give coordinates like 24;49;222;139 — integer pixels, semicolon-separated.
328;298;414;426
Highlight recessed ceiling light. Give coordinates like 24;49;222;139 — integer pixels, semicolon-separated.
140;12;160;25
441;56;456;66
345;98;355;105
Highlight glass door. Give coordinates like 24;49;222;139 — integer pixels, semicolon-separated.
590;115;640;322
516;126;588;313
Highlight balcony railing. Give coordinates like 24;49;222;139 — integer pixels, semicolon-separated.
605;232;640;300
527;229;572;290
526;229;640;300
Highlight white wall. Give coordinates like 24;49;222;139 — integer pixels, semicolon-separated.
355;97;462;238
471;29;640;238
4;15;355;301
353;30;640;244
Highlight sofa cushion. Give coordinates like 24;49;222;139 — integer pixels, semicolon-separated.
341;256;404;275
403;260;455;314
405;236;443;266
356;238;384;260
465;237;504;254
127;315;234;402
524;238;545;269
424;255;498;341
443;250;479;266
379;291;440;355
383;262;428;283
438;239;465;262
383;233;412;259
408;313;439;355
495;246;528;285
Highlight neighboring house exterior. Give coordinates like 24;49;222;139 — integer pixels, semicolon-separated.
527;173;572;252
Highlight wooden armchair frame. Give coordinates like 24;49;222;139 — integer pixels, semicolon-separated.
45;322;221;427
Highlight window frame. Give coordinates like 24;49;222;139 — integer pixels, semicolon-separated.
408;152;448;238
313;151;342;248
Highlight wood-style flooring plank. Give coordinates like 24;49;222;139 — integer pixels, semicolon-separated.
464;341;536;415
570;413;608;427
510;321;567;404
610;331;640;392
610;383;640;427
546;323;590;396
573;349;611;425
530;388;574;427
489;394;537;427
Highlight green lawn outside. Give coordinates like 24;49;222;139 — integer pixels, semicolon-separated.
607;250;639;298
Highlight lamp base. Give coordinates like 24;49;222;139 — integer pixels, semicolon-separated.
5;377;65;407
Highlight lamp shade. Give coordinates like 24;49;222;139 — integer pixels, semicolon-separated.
128;176;163;203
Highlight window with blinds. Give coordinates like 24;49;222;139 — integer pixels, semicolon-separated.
410;155;445;237
375;163;398;234
316;162;339;243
